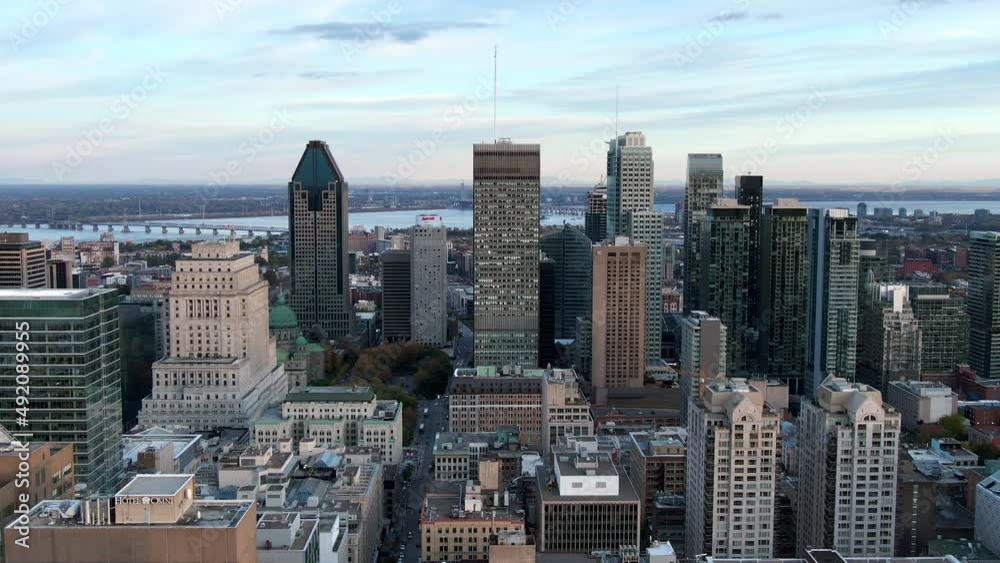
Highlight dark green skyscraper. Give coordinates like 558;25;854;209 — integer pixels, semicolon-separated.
702;199;751;375
540;224;593;340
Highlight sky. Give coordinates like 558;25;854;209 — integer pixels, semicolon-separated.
1;0;999;187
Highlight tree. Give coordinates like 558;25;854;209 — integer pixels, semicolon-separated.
101;256;116;268
939;414;966;439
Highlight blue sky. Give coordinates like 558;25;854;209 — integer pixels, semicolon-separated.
1;0;998;187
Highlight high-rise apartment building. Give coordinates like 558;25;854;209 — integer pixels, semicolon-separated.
473;140;540;367
678;311;727;426
908;283;969;375
703;199;752;375
797;376;900;557
539;224;593;340
968;232;1000;378
683;154;724;313
0;233;47;288
858;283;922;392
736;175;764;367
381;249;412;343
606;131;653;238
0;288;122;488
627;210;665;363
807;209;860;398
288;140;352;340
411;215;448;346
592;237;647;405
760;199;810;392
585;183;608;243
138;240;287;431
685;378;779;558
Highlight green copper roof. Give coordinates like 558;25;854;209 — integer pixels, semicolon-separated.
291;140;344;189
270;293;300;330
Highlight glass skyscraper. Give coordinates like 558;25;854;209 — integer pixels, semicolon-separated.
539;224;593;340
683;154;724;313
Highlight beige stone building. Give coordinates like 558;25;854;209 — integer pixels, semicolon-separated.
138;240;287;430
0;438;75;523
3;474;257;563
421;481;526;562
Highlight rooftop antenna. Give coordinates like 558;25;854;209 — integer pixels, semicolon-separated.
493;44;498;142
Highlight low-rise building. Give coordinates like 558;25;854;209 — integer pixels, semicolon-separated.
974;470;1000;558
420;481;526;563
3;474;256;563
256;512;320;563
432;429;522;486
253;386;403;465
887;380;958;430
0;437;75;524
535;452;641;553
541;368;593;460
627;428;687;553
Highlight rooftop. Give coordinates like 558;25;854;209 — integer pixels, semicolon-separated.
12;499;252;529
0;288;115;300
117;474;192;497
284;386;375;403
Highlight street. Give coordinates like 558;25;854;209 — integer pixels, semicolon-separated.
389;396;448;563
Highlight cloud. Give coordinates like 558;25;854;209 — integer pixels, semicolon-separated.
710;11;749;22
274;21;496;44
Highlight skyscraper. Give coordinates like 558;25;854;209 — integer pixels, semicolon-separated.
606;131;654;238
473;140;540;367
411;215;448;347
585;183;608;243
138;240;287;432
288;140;352;340
684;154;724;313
678;311;727;426
797;376;900;557
381;249;412;343
807;208;860;398
703;199;752;375
909;283;969;375
969;231;1000;379
626;210;664;362
736;175;764;368
0;288;122;488
0;233;47;288
539;224;593;340
539;256;557;367
686;377;779;558
760;199;810;392
857;282;922;392
592;237;647;405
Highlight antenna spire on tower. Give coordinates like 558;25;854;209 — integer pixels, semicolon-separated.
493;44;498;142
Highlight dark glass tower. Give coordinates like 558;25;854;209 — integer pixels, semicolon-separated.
539;224;593;340
288;140;352;340
381;249;412;343
539;256;557;367
736;175;763;371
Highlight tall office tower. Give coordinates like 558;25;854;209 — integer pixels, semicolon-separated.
797;376;900;557
473;140;540;368
703;199;752;375
807;209;860;398
606;131;654;238
0;233;47;288
539;256;557;367
0;289;122;488
685;378;779;558
539;224;593;340
411;215;448;346
736;175;764;366
627;210;665;362
858;282;922;392
663;241;676;282
857;202;868;218
585;183;608;243
288;140;352;340
381;249;412;343
760;199;810;392
909;283;969;375
592;237;647;405
138;240;287;431
968;232;1000;378
683;154;724;312
678;311;727;426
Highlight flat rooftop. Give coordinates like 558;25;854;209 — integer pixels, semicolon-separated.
0;288;114;300
284;386;375;403
13;499;252;529
536;465;639;504
117;474;192;497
